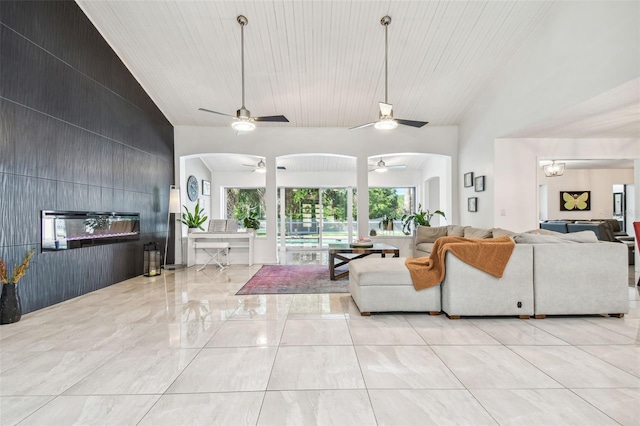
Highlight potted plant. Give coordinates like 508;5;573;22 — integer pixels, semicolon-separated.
239;206;260;232
0;248;35;324
181;204;208;232
402;204;446;234
379;215;395;231
243;214;260;231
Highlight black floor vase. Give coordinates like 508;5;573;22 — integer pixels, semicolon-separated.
0;283;22;324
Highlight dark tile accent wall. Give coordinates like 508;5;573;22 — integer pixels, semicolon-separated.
0;1;174;313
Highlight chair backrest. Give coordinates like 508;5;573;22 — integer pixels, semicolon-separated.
540;221;569;233
634;222;640;243
567;222;604;240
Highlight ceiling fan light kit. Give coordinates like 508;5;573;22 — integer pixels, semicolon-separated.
543;161;565;177
232;120;256;132
198;15;288;131
374;118;398;130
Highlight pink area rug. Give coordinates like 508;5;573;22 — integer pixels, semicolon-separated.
236;265;349;295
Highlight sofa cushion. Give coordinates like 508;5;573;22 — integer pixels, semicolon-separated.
464;227;493;239
415;225;448;244
514;230;599;244
349;258;414;286
415;242;434;256
491;228;518;239
525;228;563;236
447;225;466;237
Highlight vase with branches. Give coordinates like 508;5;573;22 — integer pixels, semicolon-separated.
0;248;35;324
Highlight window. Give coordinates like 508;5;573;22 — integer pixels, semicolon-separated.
225;188;266;235
368;187;415;236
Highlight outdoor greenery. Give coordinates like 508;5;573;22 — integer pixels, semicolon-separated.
224;187;419;238
226;188;266;222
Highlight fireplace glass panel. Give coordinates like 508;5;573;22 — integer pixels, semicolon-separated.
41;211;140;251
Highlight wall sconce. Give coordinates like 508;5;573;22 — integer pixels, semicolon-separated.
543;161;565;177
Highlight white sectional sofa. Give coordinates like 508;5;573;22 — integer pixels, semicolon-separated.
348;225;629;319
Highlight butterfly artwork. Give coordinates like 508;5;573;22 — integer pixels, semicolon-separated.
560;191;591;211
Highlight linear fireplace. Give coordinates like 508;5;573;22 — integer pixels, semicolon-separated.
41;211;140;251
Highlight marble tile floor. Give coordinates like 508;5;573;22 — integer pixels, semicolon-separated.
0;258;639;426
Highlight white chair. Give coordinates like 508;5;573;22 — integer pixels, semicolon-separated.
194;241;230;271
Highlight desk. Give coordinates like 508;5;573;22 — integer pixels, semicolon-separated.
328;243;399;280
187;232;254;267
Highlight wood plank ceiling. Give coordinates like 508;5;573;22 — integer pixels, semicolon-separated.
76;0;555;128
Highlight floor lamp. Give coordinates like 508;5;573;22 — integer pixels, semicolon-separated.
163;185;184;270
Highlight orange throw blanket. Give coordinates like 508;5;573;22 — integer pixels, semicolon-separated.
405;236;515;290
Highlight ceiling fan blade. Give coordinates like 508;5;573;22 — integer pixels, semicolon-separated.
379;102;393;116
349;122;376;130
198;108;235;117
387;165;407;169
253;115;289;122
396;119;429;128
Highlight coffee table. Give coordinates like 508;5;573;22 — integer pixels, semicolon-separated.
328;243;400;280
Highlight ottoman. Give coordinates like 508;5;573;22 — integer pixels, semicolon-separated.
348;257;441;315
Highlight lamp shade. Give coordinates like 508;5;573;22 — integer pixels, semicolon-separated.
169;187;181;213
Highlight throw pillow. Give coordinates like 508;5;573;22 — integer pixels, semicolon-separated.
525;228;563;235
491;227;518;238
514;230;599;244
464;227;493;239
415;225;448;244
447;225;466;237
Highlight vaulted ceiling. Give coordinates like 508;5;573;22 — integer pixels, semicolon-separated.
77;0;556;129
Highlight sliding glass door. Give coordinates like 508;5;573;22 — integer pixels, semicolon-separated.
279;187;353;249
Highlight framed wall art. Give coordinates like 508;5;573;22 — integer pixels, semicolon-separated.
468;197;477;212
474;175;485;192
560;190;590;211
464;172;474;188
202;180;211;196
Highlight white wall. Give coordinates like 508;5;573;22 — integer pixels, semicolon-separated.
539;168;634;221
182;156;212;230
421;155;452;226
458;1;639;228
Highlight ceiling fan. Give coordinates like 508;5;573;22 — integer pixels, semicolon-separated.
199;15;289;132
350;16;428;130
242;159;286;172
243;159;267;173
369;158;407;172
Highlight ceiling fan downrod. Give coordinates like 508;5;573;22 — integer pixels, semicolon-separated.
381;15;391;105
237;15;248;117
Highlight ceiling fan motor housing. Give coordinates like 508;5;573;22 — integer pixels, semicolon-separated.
237;107;251;120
